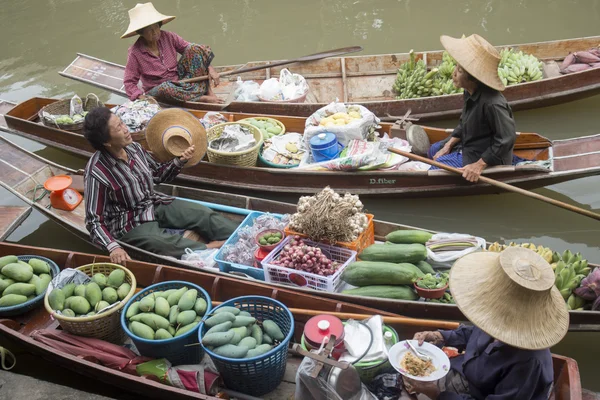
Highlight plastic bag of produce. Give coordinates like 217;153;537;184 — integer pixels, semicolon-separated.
136;356;221;395
111;99;161;133
425;233;486;267
69;94;84;117
199;112;228;130
233;77;260;102
258;78;283;101
279;68;309;100
181;248;218;269
304;102;380;149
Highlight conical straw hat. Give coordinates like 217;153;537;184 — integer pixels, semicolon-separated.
121;3;175;39
145;108;207;168
449;247;569;350
440;34;505;92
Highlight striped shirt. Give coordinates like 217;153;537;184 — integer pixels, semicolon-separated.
124;30;190;100
84;142;184;252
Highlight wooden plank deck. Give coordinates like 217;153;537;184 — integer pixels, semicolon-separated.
0;205;31;240
0;100;16;128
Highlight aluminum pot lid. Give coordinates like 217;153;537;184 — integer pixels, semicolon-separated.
327;364;362;399
406;124;430;156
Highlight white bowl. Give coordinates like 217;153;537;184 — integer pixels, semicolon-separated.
388;340;451;382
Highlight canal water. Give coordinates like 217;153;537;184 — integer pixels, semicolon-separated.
1;0;599;392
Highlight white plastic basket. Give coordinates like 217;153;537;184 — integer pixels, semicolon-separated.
261;236;356;292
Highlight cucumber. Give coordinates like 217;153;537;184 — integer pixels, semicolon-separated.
415;260;435;274
385;230;433;244
358;244;427;264
202;331;235;347
213;344;249;359
342;261;423;286
342;285;419;300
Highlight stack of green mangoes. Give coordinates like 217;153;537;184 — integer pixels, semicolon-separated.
0;256;53;307
244;118;283;139
48;269;130;317
201;306;285;359
125;286;208;340
498;48;543;86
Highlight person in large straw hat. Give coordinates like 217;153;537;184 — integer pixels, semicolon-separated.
402;247;568;400
426;34;521;183
122;3;224;104
82;107;237;264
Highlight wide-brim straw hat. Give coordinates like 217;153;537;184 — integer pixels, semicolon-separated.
145;108;207;168
440;34;505;92
450;247;568;350
121;2;175;39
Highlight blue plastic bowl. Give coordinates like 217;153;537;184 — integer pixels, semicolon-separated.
198;295;294;396
0;255;60;317
121;280;212;365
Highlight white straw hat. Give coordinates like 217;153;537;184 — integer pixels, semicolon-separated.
145;108;207;168
121;3;175;39
440;34;505;92
449;247;569;350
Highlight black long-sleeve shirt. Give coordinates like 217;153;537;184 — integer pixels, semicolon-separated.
451;87;517;166
438;326;554;400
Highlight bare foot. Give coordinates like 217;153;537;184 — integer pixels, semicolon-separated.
206;240;227;249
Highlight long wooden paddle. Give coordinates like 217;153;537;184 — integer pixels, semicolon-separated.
179;46;363;84
389;147;600;221
211;301;459;330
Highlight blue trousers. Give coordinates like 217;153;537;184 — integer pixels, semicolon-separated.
427;141;527;169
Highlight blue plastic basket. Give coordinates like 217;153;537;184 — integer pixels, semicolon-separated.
0;255;60;317
120;281;212;365
214;211;284;281
199;296;294;396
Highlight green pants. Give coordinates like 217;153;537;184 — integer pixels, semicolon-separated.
119;199;238;258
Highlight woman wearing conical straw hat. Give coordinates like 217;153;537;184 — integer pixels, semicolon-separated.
402;247;568;399
426;34;523;183
122;3;224;104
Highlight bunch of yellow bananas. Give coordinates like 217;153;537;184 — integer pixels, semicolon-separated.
497;48;544;87
487;242;553;263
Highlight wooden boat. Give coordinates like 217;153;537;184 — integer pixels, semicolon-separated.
0;206;31;241
0;132;598;330
59;36;600;121
0;241;585;400
4;97;600;197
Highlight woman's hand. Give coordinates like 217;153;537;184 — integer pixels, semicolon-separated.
461;159;487;182
202;95;225;104
433;145;451;160
404;377;441;399
413;331;445;346
179;145;195;163
110;248;130;265
208;66;220;87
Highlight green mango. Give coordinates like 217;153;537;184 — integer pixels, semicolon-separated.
48;288;65;311
2;263;33;282
85;282;102;307
102;287;118;304
107;269;125;288
28;258;50;274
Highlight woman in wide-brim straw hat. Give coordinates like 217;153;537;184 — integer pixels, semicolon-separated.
426;34;523;183
122;2;224;104
403;247;568;400
82;106;237;265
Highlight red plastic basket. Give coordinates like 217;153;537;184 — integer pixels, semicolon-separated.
261;237;356;292
284;214;374;255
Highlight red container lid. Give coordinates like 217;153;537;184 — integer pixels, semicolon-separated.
304;314;345;348
254;247;270;262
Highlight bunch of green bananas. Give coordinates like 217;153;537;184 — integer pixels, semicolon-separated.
497;48;544;87
566;293;586;310
554;260;587;300
550;250;590;275
392;50;439;99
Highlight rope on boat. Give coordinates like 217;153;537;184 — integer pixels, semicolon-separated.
0;347;16;370
0;158;50;204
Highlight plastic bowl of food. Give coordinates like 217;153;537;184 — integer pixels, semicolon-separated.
255;229;285;251
413;280;448;299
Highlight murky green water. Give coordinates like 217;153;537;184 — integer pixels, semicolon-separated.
1;0;599;392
